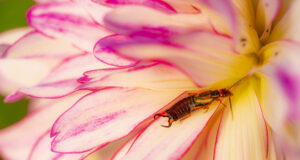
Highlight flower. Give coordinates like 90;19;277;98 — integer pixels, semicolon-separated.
1;0;300;159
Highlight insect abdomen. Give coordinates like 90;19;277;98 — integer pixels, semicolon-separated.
166;96;197;121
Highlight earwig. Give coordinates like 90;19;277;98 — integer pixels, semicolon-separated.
154;88;233;127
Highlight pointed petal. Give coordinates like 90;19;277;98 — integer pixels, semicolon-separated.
29;130;96;160
51;88;182;152
17;54;110;99
0;91;89;160
27;1;111;51
103;5;213;36
269;1;300;43
214;79;268;160
115;100;219;160
79;64;198;91
255;0;281;38
2;31;81;59
94;32;254;86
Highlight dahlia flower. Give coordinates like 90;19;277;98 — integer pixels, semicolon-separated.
1;0;300;159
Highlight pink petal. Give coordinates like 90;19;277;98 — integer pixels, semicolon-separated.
79;63;197;91
103;5;213;36
93;0;176;13
2;31;81;59
17;53;111;99
27;1;111;51
29;130;96;160
51;88;183;152
94;32;253;86
214;81;269;160
113;99;220;159
0;91;90;160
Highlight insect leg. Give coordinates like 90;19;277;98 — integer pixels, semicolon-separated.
216;98;234;119
154;112;169;119
161;118;174;128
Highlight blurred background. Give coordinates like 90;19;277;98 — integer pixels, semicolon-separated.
0;0;34;130
0;1;34;159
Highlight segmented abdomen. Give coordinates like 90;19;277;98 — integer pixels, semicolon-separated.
166;96;197;121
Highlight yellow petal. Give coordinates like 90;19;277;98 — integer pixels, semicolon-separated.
214;78;268;160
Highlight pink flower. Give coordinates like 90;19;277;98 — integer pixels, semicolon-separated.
1;0;300;159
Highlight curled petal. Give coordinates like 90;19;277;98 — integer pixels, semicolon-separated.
113;100;219;159
27;1;111;51
214;79;268;160
0;91;89;160
79;64;198;91
51;88;183;152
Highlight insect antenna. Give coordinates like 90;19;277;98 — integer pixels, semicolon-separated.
229;96;233;119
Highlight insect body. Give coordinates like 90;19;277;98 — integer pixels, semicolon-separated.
154;89;232;127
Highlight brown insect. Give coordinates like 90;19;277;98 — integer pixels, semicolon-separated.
154;89;233;127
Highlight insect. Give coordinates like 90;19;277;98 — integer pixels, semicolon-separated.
154;89;233;127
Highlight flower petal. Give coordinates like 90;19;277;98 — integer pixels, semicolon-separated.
17;53;111;99
0;91;89;160
27;1;111;51
0;27;32;44
51;88;183;152
114;99;220;159
103;5;213;36
93;0;176;13
255;0;280;38
79;64;198;91
269;1;300;43
214;79;268;160
94;32;254;86
29;130;96;160
74;0;112;25
0;58;59;95
2;31;81;59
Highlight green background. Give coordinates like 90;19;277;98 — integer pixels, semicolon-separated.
0;0;34;159
0;0;34;129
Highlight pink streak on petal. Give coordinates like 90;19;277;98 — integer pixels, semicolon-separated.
27;1;111;51
276;68;300;121
92;0;176;13
51;88;183;152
